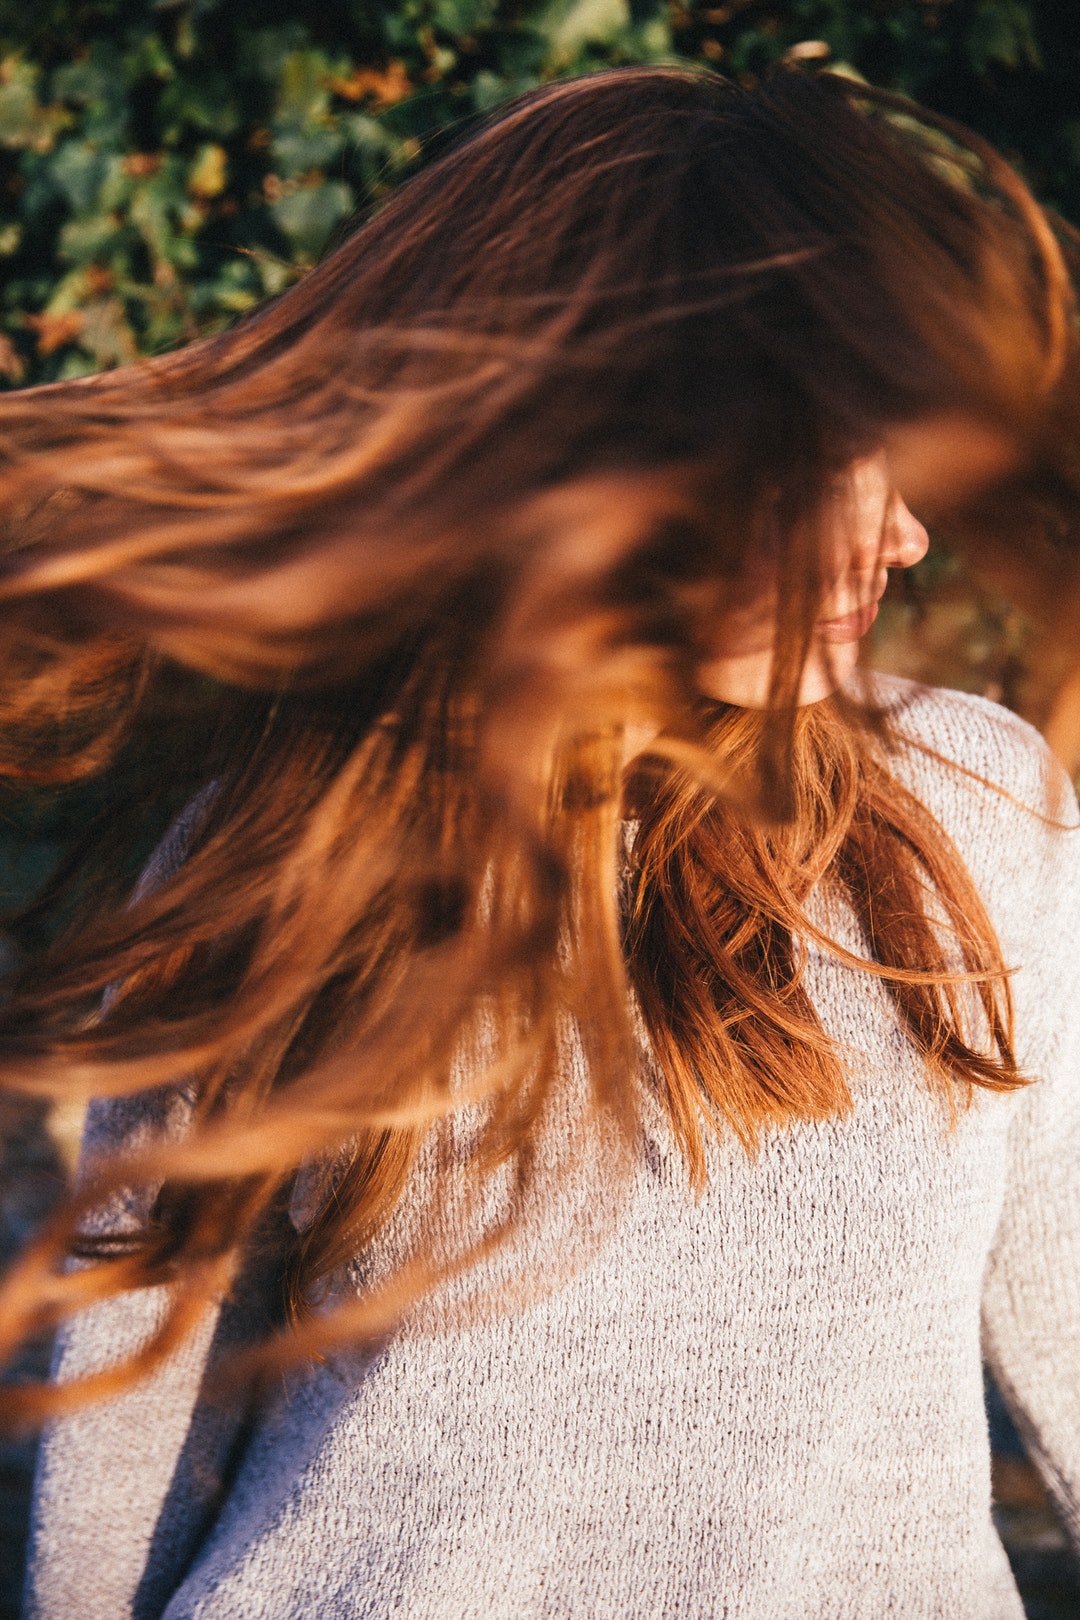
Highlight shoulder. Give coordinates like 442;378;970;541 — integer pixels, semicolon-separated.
865;673;1077;828
865;678;1080;1019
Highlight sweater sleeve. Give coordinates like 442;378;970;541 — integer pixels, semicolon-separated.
22;1105;287;1620
22;785;277;1620
981;811;1080;1553
24;1279;231;1620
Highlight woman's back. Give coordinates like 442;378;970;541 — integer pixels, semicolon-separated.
27;679;1080;1619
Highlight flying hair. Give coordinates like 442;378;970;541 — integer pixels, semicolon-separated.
0;66;1077;1421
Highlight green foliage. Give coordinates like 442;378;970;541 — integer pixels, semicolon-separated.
0;0;1071;384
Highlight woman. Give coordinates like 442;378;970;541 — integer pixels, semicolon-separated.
3;65;1080;1618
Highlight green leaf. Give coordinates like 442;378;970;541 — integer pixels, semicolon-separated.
272;125;345;178
51;41;129;142
122;31;175;84
276;48;334;126
271;178;353;259
967;0;1041;76
158;72;241;140
538;0;632;65
57;212;128;265
431;0;499;37
51;54;114;108
49;140;110;212
239;24;311;84
471;70;517;112
0;57;69;152
187;142;228;199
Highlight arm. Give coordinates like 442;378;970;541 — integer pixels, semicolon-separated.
981;828;1080;1550
23;1071;290;1620
25;1278;229;1620
24;785;277;1620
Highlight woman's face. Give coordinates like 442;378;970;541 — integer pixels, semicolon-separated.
698;452;929;708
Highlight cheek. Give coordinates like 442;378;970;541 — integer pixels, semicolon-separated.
708;573;782;658
713;606;778;658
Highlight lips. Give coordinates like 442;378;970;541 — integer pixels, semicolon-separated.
815;599;880;643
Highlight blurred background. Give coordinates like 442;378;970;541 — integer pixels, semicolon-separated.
0;1;1078;1614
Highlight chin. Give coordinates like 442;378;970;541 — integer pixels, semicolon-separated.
697;643;862;709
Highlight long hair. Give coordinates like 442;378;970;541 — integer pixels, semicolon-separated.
0;66;1076;1419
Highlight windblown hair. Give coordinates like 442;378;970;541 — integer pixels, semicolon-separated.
0;66;1076;1419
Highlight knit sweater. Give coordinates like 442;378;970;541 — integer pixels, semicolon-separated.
23;678;1080;1620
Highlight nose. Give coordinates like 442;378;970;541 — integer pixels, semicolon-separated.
845;455;930;580
880;492;929;572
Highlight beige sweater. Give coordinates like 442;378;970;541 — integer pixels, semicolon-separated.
24;679;1080;1619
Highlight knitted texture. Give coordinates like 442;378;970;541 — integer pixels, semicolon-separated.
23;679;1080;1619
